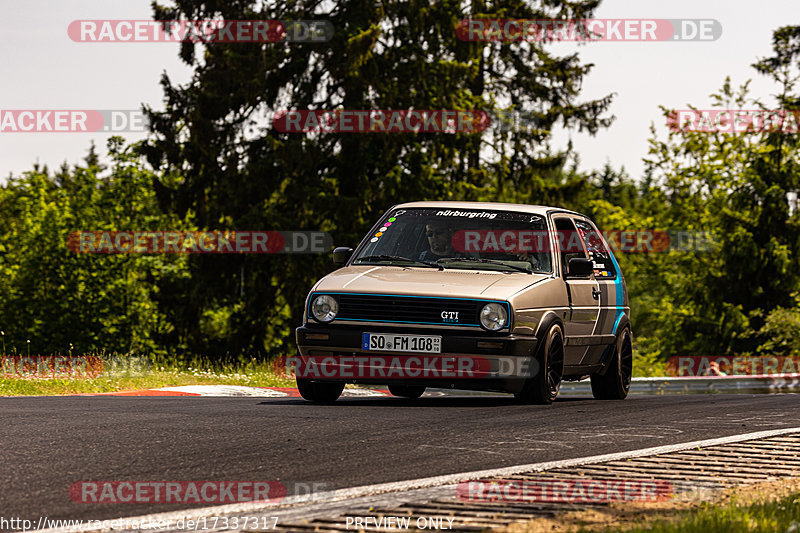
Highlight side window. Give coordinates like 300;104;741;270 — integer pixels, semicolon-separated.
574;220;617;279
554;218;587;276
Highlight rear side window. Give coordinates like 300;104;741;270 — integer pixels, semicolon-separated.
574;220;617;279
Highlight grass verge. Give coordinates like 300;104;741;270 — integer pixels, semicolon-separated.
0;356;295;396
503;478;800;533
1;348;672;396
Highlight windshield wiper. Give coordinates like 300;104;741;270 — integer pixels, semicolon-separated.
437;257;533;274
355;255;444;270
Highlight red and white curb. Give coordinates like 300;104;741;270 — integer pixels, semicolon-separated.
87;385;390;397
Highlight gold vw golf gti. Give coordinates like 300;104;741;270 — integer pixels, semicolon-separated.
295;202;632;403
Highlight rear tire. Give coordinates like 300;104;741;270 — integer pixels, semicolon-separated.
296;378;344;403
590;327;633;400
515;323;564;405
388;385;426;399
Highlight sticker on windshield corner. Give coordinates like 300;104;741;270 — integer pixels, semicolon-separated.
370;237;378;243
394;210;406;216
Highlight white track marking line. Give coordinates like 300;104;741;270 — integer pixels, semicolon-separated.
44;426;800;532
341;388;388;397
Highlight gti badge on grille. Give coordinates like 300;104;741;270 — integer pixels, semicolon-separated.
440;311;459;323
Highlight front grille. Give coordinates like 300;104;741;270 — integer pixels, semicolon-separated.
309;292;509;328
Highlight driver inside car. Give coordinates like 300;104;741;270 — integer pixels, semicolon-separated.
418;221;459;262
418;220;540;270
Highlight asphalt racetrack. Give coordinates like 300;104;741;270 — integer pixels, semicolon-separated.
2;393;800;525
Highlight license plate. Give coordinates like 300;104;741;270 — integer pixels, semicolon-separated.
362;333;442;353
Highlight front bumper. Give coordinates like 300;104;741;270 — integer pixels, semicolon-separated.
294;324;538;392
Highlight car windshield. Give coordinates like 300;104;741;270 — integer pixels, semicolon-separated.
352;208;553;274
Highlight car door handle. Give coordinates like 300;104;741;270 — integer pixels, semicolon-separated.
592;287;601;300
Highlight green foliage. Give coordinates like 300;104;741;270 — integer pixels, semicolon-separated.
631;347;667;378
639;69;800;358
0;140;191;355
758;293;800;357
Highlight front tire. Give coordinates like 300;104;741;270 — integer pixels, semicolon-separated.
515;323;564;405
388;385;426;399
296;378;344;403
590;326;633;400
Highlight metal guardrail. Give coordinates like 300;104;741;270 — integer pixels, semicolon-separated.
562;374;800;395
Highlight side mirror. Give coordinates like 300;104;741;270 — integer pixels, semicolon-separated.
332;247;354;265
566;257;593;278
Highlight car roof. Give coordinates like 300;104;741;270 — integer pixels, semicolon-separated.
391;201;584;218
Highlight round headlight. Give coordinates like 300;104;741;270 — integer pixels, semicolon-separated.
480;303;508;331
311;295;338;322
